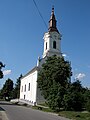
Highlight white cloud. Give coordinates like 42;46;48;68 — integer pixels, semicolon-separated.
3;70;12;76
75;73;86;80
62;53;67;57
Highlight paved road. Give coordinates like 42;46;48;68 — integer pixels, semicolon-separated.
0;101;70;120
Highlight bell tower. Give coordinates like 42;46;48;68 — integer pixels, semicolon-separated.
43;7;62;58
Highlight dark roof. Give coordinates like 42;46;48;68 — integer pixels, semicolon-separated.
48;7;59;33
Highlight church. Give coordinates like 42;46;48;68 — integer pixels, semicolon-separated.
20;7;62;106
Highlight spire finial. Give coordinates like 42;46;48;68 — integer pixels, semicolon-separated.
48;6;59;33
52;6;54;12
51;6;54;15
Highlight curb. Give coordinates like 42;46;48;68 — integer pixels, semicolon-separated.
0;111;9;120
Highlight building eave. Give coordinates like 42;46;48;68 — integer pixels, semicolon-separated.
21;66;39;80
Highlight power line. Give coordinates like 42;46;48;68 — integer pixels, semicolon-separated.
33;0;48;29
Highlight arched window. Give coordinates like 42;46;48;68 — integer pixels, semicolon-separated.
53;41;56;49
46;42;47;50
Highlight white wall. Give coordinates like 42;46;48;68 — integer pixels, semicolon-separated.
20;69;38;105
43;31;61;58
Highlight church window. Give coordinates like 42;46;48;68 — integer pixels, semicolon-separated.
46;42;47;50
21;86;23;92
28;83;30;91
24;84;26;92
53;41;56;49
24;95;25;99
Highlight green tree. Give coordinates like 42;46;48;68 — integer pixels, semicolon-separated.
37;55;72;111
63;80;84;111
1;78;13;100
13;74;23;98
86;99;90;112
83;88;90;112
0;62;5;79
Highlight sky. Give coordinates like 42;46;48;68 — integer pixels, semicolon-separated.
0;0;90;88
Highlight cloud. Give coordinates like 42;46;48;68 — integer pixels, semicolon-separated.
3;70;12;76
62;53;67;57
75;73;86;80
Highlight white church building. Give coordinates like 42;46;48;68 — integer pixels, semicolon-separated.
20;7;62;106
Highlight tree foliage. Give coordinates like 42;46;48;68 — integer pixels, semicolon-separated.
63;80;84;111
0;61;5;79
13;74;23;98
0;74;23;100
37;55;90;111
37;55;72;111
83;88;90;112
0;78;13;100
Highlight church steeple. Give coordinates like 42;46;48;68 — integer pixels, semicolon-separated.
42;7;61;58
48;7;59;33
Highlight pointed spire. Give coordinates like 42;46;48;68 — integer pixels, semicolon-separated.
48;6;59;33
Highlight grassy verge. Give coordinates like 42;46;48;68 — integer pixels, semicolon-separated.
59;111;90;120
32;106;54;113
38;102;48;107
32;105;90;120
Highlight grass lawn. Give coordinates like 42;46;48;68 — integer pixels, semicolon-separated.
33;105;90;120
32;102;90;120
32;106;54;112
59;111;90;120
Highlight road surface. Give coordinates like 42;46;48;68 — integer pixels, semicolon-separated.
0;101;70;120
